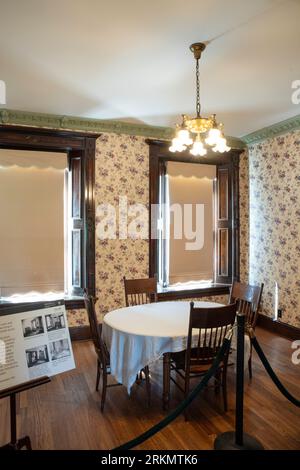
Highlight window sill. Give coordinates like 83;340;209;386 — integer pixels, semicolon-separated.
157;283;231;301
0;295;84;311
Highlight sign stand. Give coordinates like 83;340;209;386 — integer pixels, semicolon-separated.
0;376;50;450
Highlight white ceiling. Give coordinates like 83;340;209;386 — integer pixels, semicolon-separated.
0;0;299;137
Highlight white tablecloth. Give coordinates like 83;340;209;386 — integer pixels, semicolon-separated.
103;301;248;393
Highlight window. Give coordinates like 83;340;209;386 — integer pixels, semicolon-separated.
0;126;99;309
158;161;216;287
0;149;87;301
0;149;67;298
148;140;241;297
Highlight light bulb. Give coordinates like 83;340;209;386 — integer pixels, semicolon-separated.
190;138;207;156
212;137;231;153
205;127;221;146
177;129;193;146
169;137;186;153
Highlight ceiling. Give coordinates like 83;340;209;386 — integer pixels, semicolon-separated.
0;0;299;137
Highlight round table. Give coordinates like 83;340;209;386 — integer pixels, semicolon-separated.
103;300;223;408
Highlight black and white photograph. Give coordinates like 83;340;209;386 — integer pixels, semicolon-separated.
21;316;44;338
45;312;66;332
49;338;71;361
25;345;49;368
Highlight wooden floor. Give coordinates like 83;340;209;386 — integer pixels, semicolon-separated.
1;327;299;450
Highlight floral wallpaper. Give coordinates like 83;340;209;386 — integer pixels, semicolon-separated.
94;133;149;321
239;150;249;284
67;133;149;327
248;130;300;328
67;309;87;327
67;133;250;327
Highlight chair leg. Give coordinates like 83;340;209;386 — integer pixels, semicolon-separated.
184;380;190;421
96;359;101;392
144;366;151;407
222;366;228;412
248;354;253;380
248;342;253;380
214;369;221;394
101;367;107;412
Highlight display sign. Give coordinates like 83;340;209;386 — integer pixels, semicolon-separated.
0;300;75;391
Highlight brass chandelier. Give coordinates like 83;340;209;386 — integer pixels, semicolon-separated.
169;42;230;156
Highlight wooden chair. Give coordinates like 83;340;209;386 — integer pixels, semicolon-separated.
170;303;237;418
123;276;158;306
229;281;264;379
123;276;157;400
83;291;121;412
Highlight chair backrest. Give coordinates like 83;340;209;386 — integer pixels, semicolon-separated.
123;277;157;306
83;290;109;365
229;281;263;328
186;303;237;368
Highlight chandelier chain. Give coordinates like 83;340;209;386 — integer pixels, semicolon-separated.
196;58;201;117
168;42;231;156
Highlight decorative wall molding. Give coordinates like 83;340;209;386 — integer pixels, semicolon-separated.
0;108;245;149
4;108;300;148
242;113;300;145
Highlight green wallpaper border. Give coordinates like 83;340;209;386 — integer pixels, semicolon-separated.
242;113;300;145
1;108;300;147
0;108;245;149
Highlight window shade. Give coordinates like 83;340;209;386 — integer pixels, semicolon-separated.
167;161;216;285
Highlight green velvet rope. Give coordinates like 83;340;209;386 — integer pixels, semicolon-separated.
113;337;232;450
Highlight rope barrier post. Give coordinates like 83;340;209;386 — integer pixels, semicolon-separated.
235;311;245;446
214;312;264;450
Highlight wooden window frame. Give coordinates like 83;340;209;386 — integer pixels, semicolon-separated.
0;125;100;310
147;139;243;300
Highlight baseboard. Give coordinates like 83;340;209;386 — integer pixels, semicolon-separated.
69;325;91;341
257;314;300;340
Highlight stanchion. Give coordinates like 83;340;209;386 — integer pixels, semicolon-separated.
214;312;264;450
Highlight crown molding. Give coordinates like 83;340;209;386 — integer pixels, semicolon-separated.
0;108;245;149
0;108;172;140
242;113;300;145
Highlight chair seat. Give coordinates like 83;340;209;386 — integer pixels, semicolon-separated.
169;303;237;418
171;347;223;372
